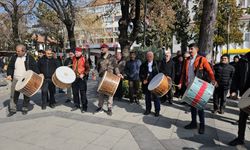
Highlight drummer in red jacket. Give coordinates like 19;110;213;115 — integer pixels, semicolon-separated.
71;47;90;113
178;43;216;134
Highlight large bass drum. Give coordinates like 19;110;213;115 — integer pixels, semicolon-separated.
15;70;44;97
182;77;215;110
52;66;76;89
148;73;172;97
97;71;120;97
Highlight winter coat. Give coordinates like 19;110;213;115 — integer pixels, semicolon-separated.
124;59;141;81
214;63;234;90
37;56;59;79
7;54;39;78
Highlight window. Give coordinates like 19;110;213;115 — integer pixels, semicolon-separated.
245;32;250;41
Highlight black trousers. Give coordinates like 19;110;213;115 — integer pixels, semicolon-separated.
238;110;249;141
213;87;228;110
41;79;56;106
128;80;140;102
114;80;123;99
72;77;88;109
161;88;173;103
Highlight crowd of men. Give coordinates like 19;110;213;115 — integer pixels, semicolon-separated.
4;43;250;146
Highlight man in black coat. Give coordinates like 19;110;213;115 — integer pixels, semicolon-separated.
37;49;59;110
213;54;234;114
159;49;175;104
139;51;160;117
229;52;250;146
6;44;38;116
229;55;239;99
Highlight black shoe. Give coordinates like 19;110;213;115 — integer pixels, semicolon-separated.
81;107;87;113
184;122;197;129
49;103;56;109
65;99;71;103
219;109;224;114
7;111;16;117
71;106;79;111
155;111;160;117
143;111;151;115
228;138;244;146
22;110;28;115
59;90;65;93
212;109;219;114
41;105;46;110
107;108;112;116
168;100;173;105
95;107;103;113
198;124;205;134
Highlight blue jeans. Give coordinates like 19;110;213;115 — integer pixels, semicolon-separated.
191;106;204;125
145;92;160;112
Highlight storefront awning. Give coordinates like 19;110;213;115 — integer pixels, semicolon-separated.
222;48;250;54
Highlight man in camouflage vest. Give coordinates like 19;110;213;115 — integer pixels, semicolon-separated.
95;44;123;116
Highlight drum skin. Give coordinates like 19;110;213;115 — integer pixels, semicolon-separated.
182;77;215;110
97;71;120;97
15;70;44;97
52;66;76;89
238;88;250;114
148;73;172;97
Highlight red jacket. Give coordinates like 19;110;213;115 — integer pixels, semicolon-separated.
72;56;89;77
179;55;215;86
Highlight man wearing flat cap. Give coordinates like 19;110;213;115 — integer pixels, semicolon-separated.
95;43;123;116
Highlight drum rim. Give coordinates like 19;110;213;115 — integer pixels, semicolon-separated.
15;70;34;91
148;73;165;91
97;71;107;92
55;66;76;84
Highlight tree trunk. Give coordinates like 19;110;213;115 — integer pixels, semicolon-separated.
119;0;130;59
181;39;188;54
198;0;218;57
66;23;76;49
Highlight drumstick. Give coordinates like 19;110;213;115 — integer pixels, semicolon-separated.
172;83;179;87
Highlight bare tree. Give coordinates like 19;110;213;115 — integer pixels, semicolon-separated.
41;0;82;49
0;0;36;48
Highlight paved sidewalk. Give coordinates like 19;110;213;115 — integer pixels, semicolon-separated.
0;80;249;150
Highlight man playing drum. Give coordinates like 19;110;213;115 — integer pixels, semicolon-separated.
139;51;161;117
38;49;59;110
6;44;39;116
95;44;123;116
178;43;216;134
71;47;90;113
